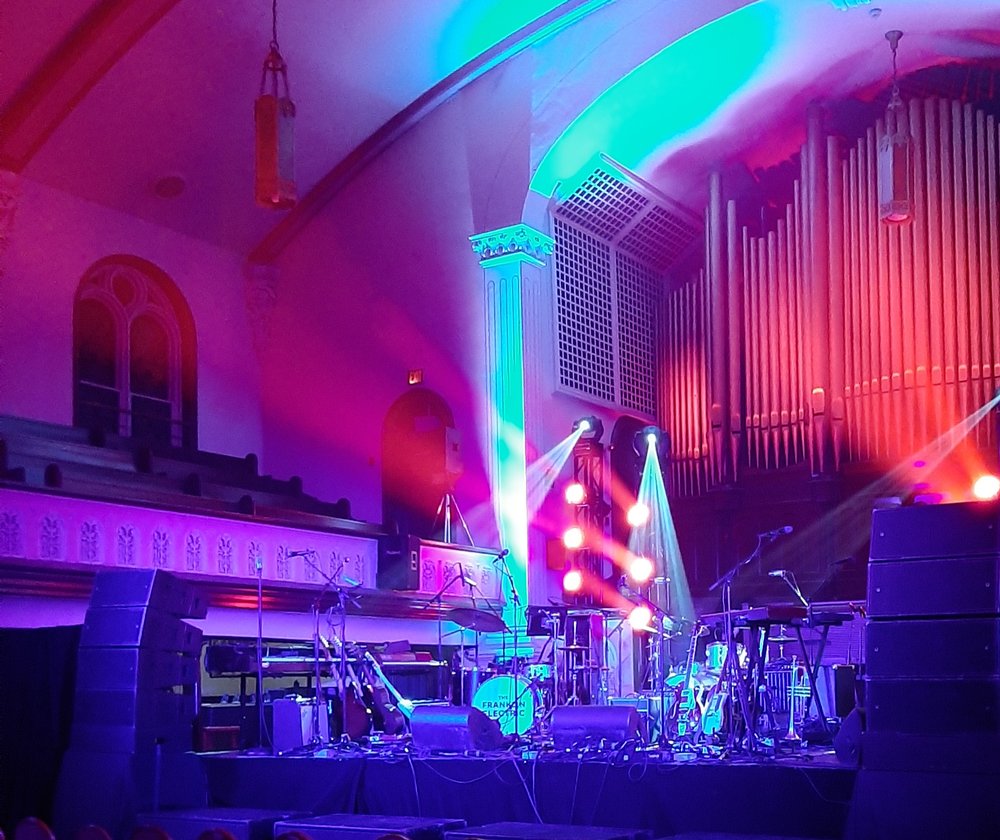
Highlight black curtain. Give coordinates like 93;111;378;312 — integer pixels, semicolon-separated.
0;625;80;836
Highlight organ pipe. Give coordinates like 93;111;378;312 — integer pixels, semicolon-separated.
662;95;1000;496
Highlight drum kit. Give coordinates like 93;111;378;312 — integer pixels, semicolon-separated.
442;605;609;738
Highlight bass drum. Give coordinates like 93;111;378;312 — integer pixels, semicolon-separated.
472;675;538;736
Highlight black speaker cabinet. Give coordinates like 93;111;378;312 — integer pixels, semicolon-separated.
445;823;652;840
75;646;199;691
866;618;1000;678
275;813;466;840
137;808;297;840
410;704;504;752
550;705;643;748
80;606;202;654
868;555;1000;618
865;677;1000;735
90;569;208;619
870;500;1000;561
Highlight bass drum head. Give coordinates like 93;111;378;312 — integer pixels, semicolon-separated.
472;674;537;736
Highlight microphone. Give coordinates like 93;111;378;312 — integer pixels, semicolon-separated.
758;525;793;539
285;549;313;557
768;569;787;578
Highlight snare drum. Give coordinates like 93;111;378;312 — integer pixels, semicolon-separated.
472;675;538;736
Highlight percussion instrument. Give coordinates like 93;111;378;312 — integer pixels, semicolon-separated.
472;674;538;736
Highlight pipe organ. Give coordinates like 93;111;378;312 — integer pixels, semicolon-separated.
664;97;1000;496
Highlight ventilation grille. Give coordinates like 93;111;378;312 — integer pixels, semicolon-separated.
556;170;649;241
554;218;615;403
616;253;659;415
619;204;700;270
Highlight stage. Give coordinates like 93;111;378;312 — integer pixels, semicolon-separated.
196;747;854;839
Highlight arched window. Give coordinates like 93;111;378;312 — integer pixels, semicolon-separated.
73;258;197;448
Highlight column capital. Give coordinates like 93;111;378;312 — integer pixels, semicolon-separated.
470;223;553;268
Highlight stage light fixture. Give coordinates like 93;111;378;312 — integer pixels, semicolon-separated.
562;525;584;550
973;474;1000;501
627;604;653;631
564;482;586;505
626;501;649;527
633;425;665;457
629;554;654;584
563;567;583;593
573;416;605;441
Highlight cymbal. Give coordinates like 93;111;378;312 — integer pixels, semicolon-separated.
448;607;509;633
561;645;590;651
768;635;796;643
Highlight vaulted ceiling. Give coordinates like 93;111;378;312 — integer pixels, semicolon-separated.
3;0;998;259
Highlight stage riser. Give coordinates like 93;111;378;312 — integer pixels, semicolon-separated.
868;555;1000;617
865;618;1000;678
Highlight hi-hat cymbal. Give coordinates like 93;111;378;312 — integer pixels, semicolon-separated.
768;635;795;643
448;607;509;633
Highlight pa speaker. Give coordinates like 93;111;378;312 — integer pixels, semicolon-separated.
410;704;504;752
833;707;864;767
550;705;643;749
90;569;208;619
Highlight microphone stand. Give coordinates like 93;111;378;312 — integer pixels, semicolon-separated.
708;536;768;754
303;553;360;745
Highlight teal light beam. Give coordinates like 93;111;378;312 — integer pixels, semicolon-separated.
531;2;777;198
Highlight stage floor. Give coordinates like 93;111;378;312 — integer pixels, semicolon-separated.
196;744;856;840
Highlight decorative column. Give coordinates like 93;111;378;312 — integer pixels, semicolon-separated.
469;223;554;626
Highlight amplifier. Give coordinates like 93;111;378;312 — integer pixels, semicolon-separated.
868;555;1000;618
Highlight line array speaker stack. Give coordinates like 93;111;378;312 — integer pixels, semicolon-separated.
54;569;207;838
866;501;1000;774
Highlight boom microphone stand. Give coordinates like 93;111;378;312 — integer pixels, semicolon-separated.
708;534;777;753
301;551;360;745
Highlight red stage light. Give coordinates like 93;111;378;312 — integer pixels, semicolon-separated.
563;568;583;593
564;482;586;505
562;526;584;550
973;474;1000;501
